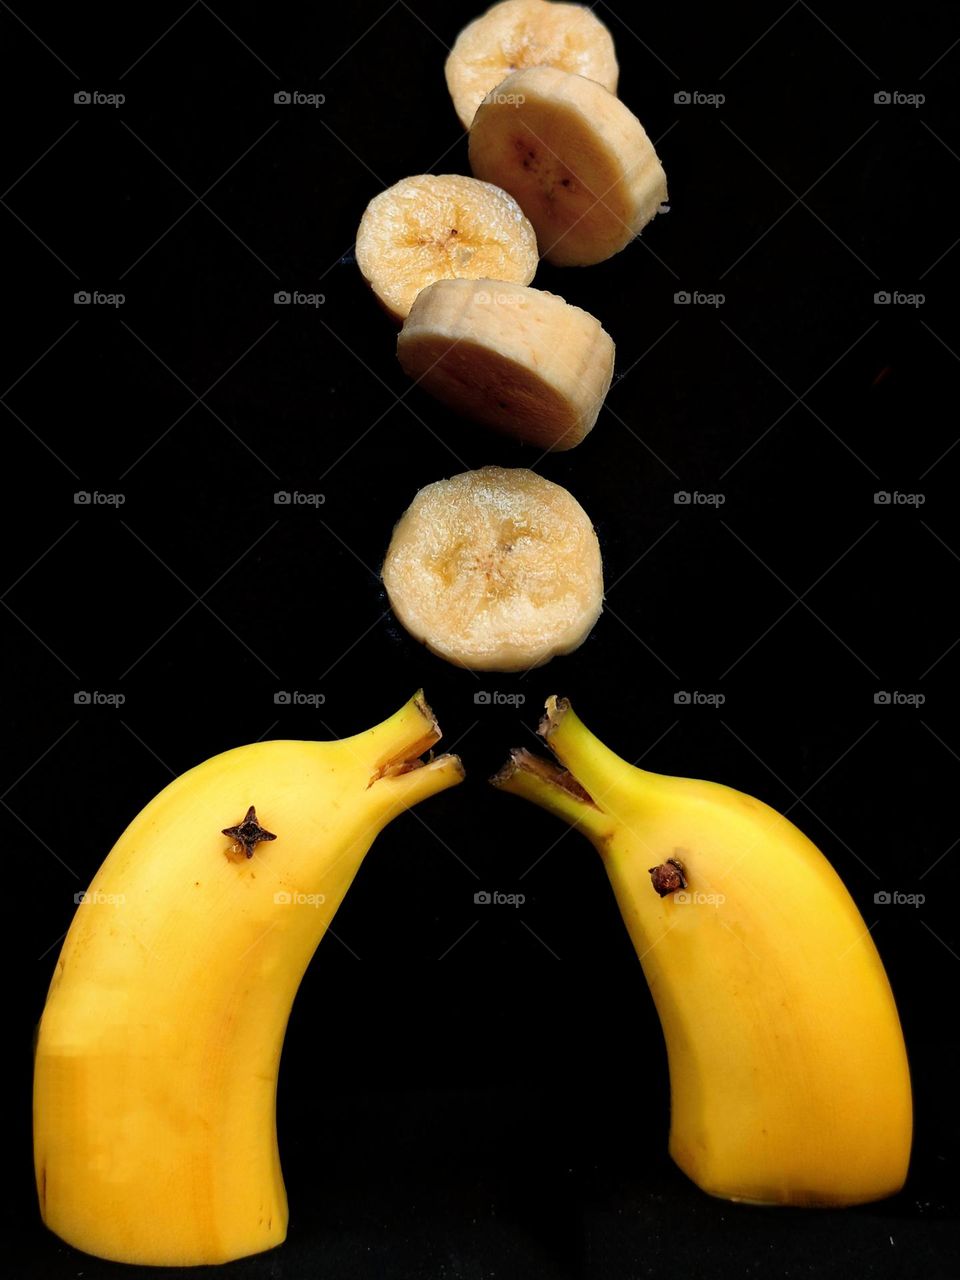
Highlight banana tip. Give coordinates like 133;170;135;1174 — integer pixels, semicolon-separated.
539;695;571;741
412;688;439;736
489;746;593;805
489;748;524;790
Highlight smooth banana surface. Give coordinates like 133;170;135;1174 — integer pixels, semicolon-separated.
445;0;618;130
397;277;614;449
356;173;539;321
493;697;912;1207
469;66;667;266
382;466;603;671
33;695;463;1265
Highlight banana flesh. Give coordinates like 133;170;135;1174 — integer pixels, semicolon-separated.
356;173;539;321
397;277;614;449
469;66;668;266
446;0;618;130
382;466;603;671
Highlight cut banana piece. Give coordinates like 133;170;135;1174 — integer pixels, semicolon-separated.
397;278;614;450
445;0;618;130
355;174;539;321
382;466;603;671
468;66;668;266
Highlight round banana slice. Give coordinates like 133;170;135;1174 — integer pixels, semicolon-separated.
355;174;539;321
468;66;668;267
396;278;614;451
445;0;618;130
382;466;603;671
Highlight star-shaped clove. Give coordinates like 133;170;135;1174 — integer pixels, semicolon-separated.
222;806;277;859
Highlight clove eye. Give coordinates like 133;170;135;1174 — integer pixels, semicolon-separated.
648;857;687;897
222;806;277;858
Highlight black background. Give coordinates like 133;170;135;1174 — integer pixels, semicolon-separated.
4;1;960;1276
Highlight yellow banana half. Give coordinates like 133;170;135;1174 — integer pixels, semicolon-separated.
493;697;912;1207
34;693;463;1265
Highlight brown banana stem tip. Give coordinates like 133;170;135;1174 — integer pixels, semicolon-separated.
538;694;571;741
490;746;595;804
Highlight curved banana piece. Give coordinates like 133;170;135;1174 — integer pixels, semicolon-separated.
469;66;667;266
397;278;614;449
492;697;912;1207
34;694;463;1266
445;0;618;130
356;174;539;321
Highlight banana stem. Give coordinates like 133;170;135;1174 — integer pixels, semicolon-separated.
490;747;612;844
354;690;443;784
371;752;464;819
353;691;464;823
537;695;639;810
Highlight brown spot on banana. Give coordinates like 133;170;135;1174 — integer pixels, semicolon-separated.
649;857;687;897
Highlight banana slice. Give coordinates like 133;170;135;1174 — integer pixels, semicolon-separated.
396;278;614;450
445;0;618;130
382;466;603;671
355;174;539;321
468;66;668;266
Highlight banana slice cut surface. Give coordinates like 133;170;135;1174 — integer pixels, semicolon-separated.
382;465;603;671
468;66;667;266
356;173;539;320
397;277;614;450
445;0;618;130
